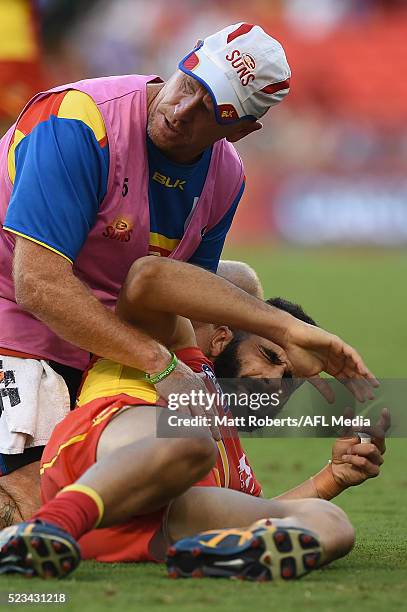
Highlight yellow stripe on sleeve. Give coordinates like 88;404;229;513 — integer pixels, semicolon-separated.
57;91;107;145
2;228;73;263
7;129;25;183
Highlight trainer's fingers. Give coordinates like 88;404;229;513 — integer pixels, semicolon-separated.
341;344;380;387
341;454;381;477
332;342;379;392
206;401;221;442
190;399;221;441
339;377;376;402
206;406;221;442
308;376;335;404
209;408;221;441
336;377;365;403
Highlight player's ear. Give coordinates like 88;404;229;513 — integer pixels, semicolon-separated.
208;325;233;358
226;120;263;143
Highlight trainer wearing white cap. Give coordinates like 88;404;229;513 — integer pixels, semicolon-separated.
0;21;377;527
179;23;291;123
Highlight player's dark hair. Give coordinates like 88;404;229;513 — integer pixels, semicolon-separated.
266;297;317;327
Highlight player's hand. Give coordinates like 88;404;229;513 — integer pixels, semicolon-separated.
330;408;390;488
155;359;221;441
279;321;379;401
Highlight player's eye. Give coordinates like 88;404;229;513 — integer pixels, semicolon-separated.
259;345;282;365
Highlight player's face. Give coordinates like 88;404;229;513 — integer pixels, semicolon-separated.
147;72;257;163
213;332;299;408
209;330;291;380
234;335;291;381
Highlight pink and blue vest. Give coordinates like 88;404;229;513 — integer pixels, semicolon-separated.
0;75;244;370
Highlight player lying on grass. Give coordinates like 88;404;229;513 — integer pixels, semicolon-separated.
0;258;386;581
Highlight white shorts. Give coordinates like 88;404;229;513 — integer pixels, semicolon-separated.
0;356;70;454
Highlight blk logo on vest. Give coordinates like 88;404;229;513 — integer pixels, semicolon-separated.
103;217;133;242
152;171;186;191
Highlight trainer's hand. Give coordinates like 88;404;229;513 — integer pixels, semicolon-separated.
280;322;379;402
155;360;221;441
330;409;390;488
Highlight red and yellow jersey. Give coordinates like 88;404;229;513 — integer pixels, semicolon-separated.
176;347;262;497
40;346;261;562
76;346;262;497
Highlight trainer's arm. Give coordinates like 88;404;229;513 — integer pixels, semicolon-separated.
119;256;293;338
117;257;378;393
13;237;171;373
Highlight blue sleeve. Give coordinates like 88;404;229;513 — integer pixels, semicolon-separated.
188;180;245;272
4;117;109;262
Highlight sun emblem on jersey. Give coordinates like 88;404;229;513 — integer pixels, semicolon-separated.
103;217;133;242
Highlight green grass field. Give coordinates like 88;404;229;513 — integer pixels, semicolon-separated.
4;247;407;611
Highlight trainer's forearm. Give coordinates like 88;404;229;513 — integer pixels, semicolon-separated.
14;242;170;373
122;257;296;344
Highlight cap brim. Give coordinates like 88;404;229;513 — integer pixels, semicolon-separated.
179;43;256;125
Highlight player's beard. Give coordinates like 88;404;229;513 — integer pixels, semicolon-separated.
213;336;241;379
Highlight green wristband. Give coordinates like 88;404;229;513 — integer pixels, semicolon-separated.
145;352;178;384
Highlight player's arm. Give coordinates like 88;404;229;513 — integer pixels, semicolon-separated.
274;409;389;501
117;256;378;397
7;92;171;375
274;440;383;501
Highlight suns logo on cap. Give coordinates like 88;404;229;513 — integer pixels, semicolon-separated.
225;49;256;86
242;53;256;70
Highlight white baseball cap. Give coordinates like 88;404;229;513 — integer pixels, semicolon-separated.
179;23;291;124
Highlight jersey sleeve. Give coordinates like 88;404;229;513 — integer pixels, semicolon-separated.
3;90;109;263
187;180;245;273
